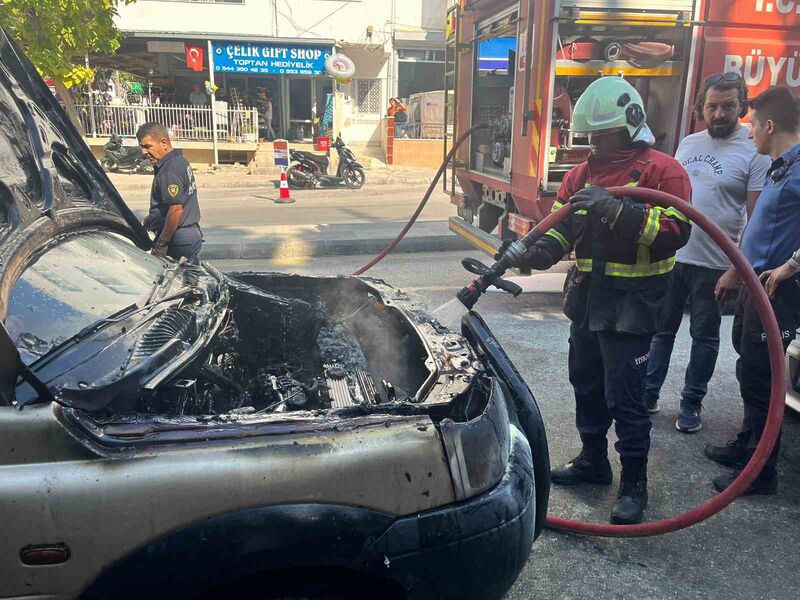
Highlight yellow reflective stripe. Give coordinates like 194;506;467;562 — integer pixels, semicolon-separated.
552;199;586;214
638;207;660;247
546;229;570;251
573;256;676;277
605;256;676;278
662;206;690;224
584;181;638;188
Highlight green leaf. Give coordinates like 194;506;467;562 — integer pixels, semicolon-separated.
0;0;134;87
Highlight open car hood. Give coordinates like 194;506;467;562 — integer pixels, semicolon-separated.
0;28;149;263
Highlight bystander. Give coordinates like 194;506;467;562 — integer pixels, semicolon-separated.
643;73;770;434
707;86;800;495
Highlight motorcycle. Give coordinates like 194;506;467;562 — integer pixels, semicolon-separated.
287;136;365;189
100;134;153;173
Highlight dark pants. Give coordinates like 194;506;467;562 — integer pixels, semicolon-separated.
569;323;653;459
643;262;725;411
732;277;800;476
167;225;203;265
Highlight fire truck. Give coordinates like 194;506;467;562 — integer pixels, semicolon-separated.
442;0;800;411
444;0;800;259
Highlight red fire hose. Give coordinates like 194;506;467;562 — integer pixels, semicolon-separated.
351;123;487;276
353;143;786;537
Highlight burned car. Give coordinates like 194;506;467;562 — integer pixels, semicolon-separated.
0;29;549;599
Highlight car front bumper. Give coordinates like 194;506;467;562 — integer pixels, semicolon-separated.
363;424;536;600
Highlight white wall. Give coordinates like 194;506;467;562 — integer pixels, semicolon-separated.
395;0;446;31
116;0;272;37
275;0;393;44
338;46;392;144
117;0;396;43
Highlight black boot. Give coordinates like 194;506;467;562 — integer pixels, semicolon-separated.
551;434;613;486
611;457;648;525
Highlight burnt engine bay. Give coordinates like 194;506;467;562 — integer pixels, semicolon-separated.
137;273;440;419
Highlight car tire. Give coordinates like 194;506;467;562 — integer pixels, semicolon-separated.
343;166;365;189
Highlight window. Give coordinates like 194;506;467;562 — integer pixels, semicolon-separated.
355;79;382;114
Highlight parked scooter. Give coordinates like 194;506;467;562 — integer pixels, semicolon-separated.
100;134;153;173
287;136;365;189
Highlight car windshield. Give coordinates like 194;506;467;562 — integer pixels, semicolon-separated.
5;231;164;364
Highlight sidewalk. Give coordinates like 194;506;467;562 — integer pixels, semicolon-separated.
108;166;437;192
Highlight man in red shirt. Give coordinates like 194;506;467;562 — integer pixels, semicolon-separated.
514;77;691;523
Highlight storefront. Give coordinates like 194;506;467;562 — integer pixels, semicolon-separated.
88;34;336;143
210;39;335;141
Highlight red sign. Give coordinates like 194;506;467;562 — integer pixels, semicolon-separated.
700;26;800;101
185;45;204;72
707;0;800;28
273;139;290;167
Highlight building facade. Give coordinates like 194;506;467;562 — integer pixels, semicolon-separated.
81;0;445;164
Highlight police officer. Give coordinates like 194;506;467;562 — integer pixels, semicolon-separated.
511;77;692;523
136;122;203;264
708;86;800;495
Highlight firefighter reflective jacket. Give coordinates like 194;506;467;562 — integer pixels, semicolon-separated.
527;146;692;334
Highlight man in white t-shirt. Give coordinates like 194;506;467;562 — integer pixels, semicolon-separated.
643;72;771;433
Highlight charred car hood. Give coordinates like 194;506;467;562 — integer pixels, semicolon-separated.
0;29;149;299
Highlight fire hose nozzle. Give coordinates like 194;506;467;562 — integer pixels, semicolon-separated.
456;255;524;309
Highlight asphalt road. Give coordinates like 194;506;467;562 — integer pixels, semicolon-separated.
212;251;800;600
120;183;454;227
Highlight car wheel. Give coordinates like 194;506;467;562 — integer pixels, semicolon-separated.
343;166;365;189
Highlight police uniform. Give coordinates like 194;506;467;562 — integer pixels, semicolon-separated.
524;147;692;464
732;143;800;478
148;149;203;263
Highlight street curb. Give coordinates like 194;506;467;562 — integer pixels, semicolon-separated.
201;232;471;260
110;175;435;193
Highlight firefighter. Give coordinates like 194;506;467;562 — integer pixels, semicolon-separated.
514;77;692;523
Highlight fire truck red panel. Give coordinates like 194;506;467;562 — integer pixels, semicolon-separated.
700;26;800;100
706;0;800;29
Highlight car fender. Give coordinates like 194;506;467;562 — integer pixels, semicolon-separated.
461;311;551;538
80;503;396;598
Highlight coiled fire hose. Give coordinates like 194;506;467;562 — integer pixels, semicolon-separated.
353;132;786;537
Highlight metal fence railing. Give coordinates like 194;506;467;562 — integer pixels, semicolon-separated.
75;103;259;143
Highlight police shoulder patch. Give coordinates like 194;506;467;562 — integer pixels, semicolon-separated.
167;183;180;198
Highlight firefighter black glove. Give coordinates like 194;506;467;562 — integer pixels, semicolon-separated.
519;244;556;271
570;186;625;230
494;240;512;261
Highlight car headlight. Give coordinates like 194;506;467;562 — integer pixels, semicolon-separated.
438;378;511;501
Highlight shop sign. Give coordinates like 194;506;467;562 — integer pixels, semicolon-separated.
211;42;331;76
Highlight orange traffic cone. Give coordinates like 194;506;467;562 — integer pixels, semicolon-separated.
276;169;295;204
